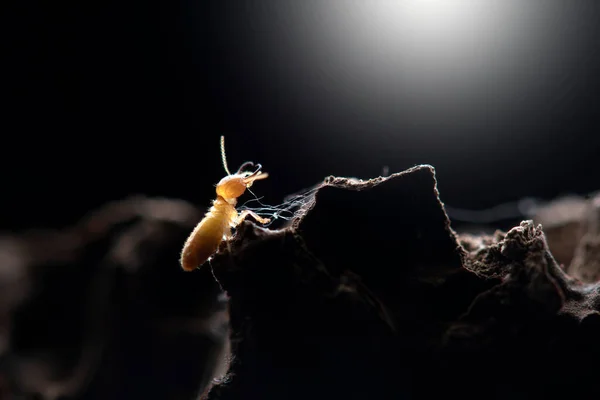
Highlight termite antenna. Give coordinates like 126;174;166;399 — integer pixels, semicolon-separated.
220;135;232;176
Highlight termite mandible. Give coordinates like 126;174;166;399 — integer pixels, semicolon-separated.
180;136;271;271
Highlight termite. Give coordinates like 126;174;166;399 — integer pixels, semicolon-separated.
180;136;271;271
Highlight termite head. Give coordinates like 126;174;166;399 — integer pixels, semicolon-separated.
216;136;269;201
216;164;269;201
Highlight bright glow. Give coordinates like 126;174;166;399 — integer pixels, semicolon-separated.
369;0;494;46
265;0;577;144
322;0;543;116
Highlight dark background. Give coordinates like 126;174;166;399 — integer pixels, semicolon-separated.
2;2;600;398
4;0;600;232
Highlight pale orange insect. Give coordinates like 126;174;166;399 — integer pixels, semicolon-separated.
180;136;270;271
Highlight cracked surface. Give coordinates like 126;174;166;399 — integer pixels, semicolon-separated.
206;166;600;399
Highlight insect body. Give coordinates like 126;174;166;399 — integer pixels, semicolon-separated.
180;137;270;271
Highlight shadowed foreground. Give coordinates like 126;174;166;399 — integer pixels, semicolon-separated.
1;166;599;399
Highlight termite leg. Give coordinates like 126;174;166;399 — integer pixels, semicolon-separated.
223;229;233;253
236;210;271;225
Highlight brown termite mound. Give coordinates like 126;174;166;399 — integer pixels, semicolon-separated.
3;167;599;399
203;165;600;400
